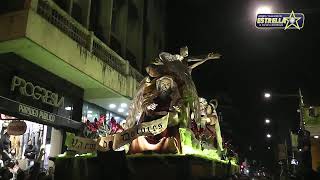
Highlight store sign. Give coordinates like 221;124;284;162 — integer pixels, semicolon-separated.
18;103;55;122
65;114;169;153
11;76;64;108
0;96;82;129
7;121;27;135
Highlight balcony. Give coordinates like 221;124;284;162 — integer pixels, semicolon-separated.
0;0;143;104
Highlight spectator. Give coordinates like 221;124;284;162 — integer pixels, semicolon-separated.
25;148;45;180
24;140;37;167
0;166;13;180
0;154;4;168
14;160;25;180
0;130;12;162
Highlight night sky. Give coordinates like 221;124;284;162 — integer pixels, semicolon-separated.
166;0;320;167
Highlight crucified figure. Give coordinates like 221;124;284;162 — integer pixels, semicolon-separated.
158;46;221;75
179;46;222;74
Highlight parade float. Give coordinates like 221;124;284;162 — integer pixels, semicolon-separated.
52;47;239;180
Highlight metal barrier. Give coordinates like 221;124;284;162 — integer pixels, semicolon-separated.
37;0;90;49
92;36;127;75
129;66;144;82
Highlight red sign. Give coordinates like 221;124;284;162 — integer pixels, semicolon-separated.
7;121;27;135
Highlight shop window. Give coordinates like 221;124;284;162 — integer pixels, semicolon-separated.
0;114;53;170
82;102;106;123
82;102;127;135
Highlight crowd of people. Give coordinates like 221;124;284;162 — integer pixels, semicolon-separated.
0;147;53;180
0;129;53;180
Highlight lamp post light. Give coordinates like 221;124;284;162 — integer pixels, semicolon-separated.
266;133;272;138
263;89;307;177
265;118;271;124
264;92;271;99
263;89;304;129
256;6;272;15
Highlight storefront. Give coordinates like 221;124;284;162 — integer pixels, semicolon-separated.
82;101;126;133
0;53;83;170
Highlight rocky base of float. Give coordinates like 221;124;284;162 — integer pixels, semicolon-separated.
127;154;239;180
51;151;239;180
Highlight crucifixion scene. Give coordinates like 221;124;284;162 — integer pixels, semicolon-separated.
0;0;319;180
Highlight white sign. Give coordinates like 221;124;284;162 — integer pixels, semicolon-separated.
102;114;169;150
66;114;169;153
18;104;55;122
65;133;97;153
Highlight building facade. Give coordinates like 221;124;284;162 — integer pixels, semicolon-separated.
0;53;83;169
0;0;167;170
50;0;167;72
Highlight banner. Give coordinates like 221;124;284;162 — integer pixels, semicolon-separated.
112;113;169;149
65;132;97;153
66;114;169;153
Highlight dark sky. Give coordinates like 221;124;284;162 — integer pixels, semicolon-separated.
166;0;320;167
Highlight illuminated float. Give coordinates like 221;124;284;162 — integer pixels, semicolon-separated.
55;47;239;179
124;47;225;159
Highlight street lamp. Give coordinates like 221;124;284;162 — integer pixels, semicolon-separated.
266;133;272;138
256;6;272;15
264;92;271;99
263;89;307;176
265;118;271;124
263;89;304;128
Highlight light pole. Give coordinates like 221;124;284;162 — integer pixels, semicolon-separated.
263;89;305;129
263;88;307;177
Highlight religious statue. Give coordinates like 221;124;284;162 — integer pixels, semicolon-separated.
125;46;223;155
191;97;224;152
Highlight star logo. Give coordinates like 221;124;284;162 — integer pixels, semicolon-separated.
283;11;302;30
